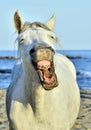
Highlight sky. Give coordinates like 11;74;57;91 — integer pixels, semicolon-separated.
0;0;91;50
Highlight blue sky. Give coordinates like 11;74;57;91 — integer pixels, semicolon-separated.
0;0;91;50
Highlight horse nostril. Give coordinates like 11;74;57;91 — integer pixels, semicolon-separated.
29;48;35;55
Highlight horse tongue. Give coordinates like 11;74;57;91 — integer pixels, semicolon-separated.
43;69;52;78
43;69;55;84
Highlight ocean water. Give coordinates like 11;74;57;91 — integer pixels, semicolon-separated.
0;50;91;89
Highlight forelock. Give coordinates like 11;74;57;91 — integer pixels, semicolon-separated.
19;22;51;33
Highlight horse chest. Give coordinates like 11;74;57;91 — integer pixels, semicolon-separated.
10;92;69;130
12;107;69;130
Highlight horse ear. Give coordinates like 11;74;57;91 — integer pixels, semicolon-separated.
46;13;56;30
14;11;23;33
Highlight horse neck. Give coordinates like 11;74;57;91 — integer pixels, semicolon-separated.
22;60;37;102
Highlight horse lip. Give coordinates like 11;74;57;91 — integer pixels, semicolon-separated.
43;78;58;90
29;45;55;63
30;44;55;55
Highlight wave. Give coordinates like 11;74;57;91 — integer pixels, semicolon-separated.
77;70;91;77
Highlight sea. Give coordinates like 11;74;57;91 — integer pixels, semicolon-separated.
0;50;91;89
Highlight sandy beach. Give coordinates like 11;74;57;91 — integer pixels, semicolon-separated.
0;88;91;130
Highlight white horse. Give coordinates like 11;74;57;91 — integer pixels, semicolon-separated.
6;11;80;130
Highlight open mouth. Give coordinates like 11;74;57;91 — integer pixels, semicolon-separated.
37;59;58;90
30;47;58;90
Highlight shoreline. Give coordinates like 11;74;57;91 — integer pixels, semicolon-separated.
0;55;82;59
0;88;91;130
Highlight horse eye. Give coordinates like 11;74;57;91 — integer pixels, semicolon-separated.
50;35;57;41
19;38;24;44
50;36;54;39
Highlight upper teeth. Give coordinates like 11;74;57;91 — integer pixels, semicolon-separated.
38;65;50;70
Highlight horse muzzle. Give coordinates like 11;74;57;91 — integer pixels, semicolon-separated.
29;44;58;90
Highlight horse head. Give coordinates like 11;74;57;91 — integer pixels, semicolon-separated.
14;11;58;90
